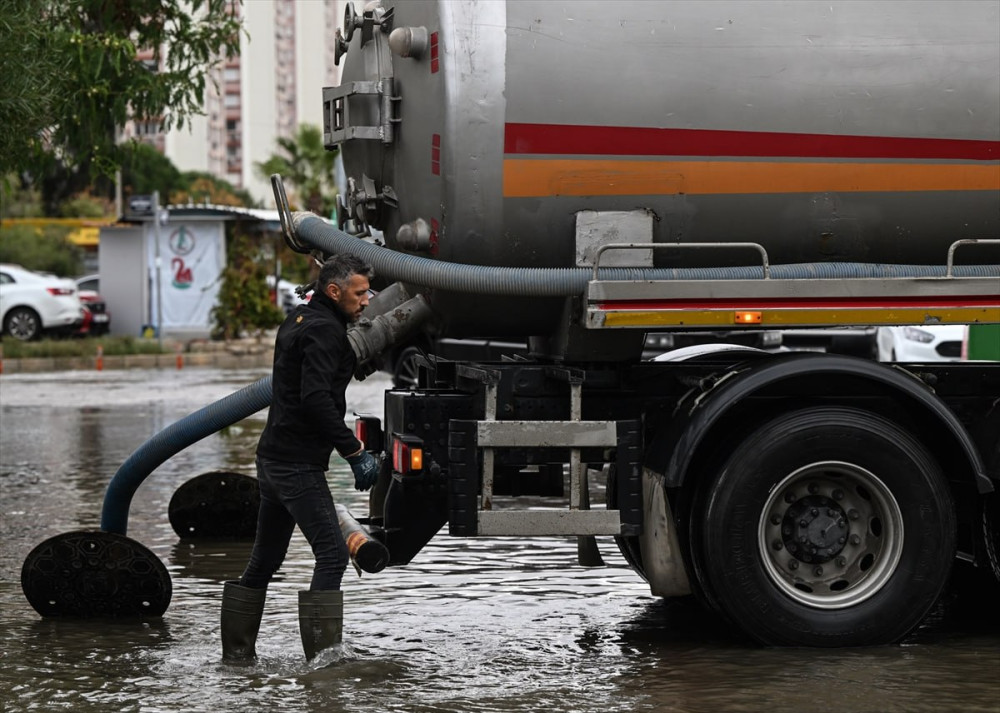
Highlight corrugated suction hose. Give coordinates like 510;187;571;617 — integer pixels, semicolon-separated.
293;213;999;295
100;290;430;536
101;376;273;535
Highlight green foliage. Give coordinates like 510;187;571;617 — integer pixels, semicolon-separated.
211;231;284;340
277;246;316;285
0;0;61;179
0;0;244;195
0;179;45;218
121;141;185;198
255;124;338;217
58;194;108;218
0;224;83;276
173;171;258;208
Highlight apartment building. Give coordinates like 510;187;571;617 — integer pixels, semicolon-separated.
132;0;344;204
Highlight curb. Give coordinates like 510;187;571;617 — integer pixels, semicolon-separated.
0;350;273;374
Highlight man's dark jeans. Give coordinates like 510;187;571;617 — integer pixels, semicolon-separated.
240;456;349;591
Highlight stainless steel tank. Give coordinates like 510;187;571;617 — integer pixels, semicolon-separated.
328;0;999;336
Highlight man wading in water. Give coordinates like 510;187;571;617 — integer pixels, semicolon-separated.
220;254;380;662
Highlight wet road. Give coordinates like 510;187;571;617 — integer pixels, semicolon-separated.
1;368;998;713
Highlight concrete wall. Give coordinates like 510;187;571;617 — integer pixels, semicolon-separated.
98;224;148;337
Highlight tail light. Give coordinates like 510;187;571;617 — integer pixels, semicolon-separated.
391;435;424;474
47;287;74;296
353;415;383;452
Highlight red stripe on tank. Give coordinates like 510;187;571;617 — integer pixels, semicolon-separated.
597;296;1000;311
504;123;1000;161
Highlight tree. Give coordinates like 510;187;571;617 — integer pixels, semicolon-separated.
0;224;84;276
211;230;284;340
0;1;61;181
120;141;184;198
255;124;338;217
0;0;243;211
171;172;258;208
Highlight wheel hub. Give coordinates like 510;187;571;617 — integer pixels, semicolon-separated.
759;461;904;609
782;495;847;564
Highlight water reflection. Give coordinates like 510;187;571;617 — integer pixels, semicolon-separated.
1;368;999;713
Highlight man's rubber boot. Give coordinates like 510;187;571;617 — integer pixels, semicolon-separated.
221;580;266;663
298;589;343;660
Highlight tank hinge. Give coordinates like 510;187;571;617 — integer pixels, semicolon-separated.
323;78;399;148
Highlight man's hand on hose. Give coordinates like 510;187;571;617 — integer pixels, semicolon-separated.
347;449;380;491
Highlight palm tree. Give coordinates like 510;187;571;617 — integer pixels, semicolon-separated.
255;124;338;217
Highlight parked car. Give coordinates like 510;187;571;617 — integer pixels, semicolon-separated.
74;275;111;336
266;275;310;315
0;264;85;341
876;324;966;362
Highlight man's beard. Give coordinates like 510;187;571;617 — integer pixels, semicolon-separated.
333;300;360;323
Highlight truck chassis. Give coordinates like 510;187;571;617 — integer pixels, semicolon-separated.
363;350;999;647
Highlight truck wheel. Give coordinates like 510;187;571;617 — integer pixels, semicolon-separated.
392;346;425;389
4;306;42;341
984;495;1000;585
697;406;955;647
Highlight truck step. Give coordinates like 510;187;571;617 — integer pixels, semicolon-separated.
477;509;623;537
448;376;643;538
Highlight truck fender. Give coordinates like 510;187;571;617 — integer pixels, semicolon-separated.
647;353;993;494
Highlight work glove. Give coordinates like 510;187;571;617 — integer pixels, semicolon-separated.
347;450;380;491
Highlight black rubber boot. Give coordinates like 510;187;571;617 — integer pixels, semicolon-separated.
298;589;343;660
221;580;266;663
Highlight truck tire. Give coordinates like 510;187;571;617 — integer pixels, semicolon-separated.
696;406;955;647
392;346;424;389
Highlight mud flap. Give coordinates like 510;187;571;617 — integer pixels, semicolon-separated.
638;468;691;597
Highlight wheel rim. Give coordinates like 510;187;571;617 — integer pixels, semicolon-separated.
395;353;421;388
7;310;38;340
758;460;904;609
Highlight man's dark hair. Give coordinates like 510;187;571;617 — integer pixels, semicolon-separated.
317;254;373;291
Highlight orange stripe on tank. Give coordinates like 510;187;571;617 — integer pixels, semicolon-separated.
502;159;1000;197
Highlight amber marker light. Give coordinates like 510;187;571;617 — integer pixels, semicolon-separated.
392;437;425;474
735;311;763;324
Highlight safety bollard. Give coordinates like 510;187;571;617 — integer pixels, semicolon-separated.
96;345;104;371
175;342;183;370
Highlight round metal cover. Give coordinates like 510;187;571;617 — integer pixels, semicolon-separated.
21;530;172;618
168;471;260;540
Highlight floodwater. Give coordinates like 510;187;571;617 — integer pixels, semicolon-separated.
1;367;998;713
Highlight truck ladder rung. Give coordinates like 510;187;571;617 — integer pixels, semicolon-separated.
475;380;622;536
477;510;623;537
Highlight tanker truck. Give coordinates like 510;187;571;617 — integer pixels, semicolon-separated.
18;0;999;649
276;0;1000;648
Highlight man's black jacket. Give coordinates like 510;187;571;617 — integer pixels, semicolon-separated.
256;288;363;467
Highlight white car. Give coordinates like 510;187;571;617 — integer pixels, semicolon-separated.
876;325;966;362
266;275;310;315
0;264;85;341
